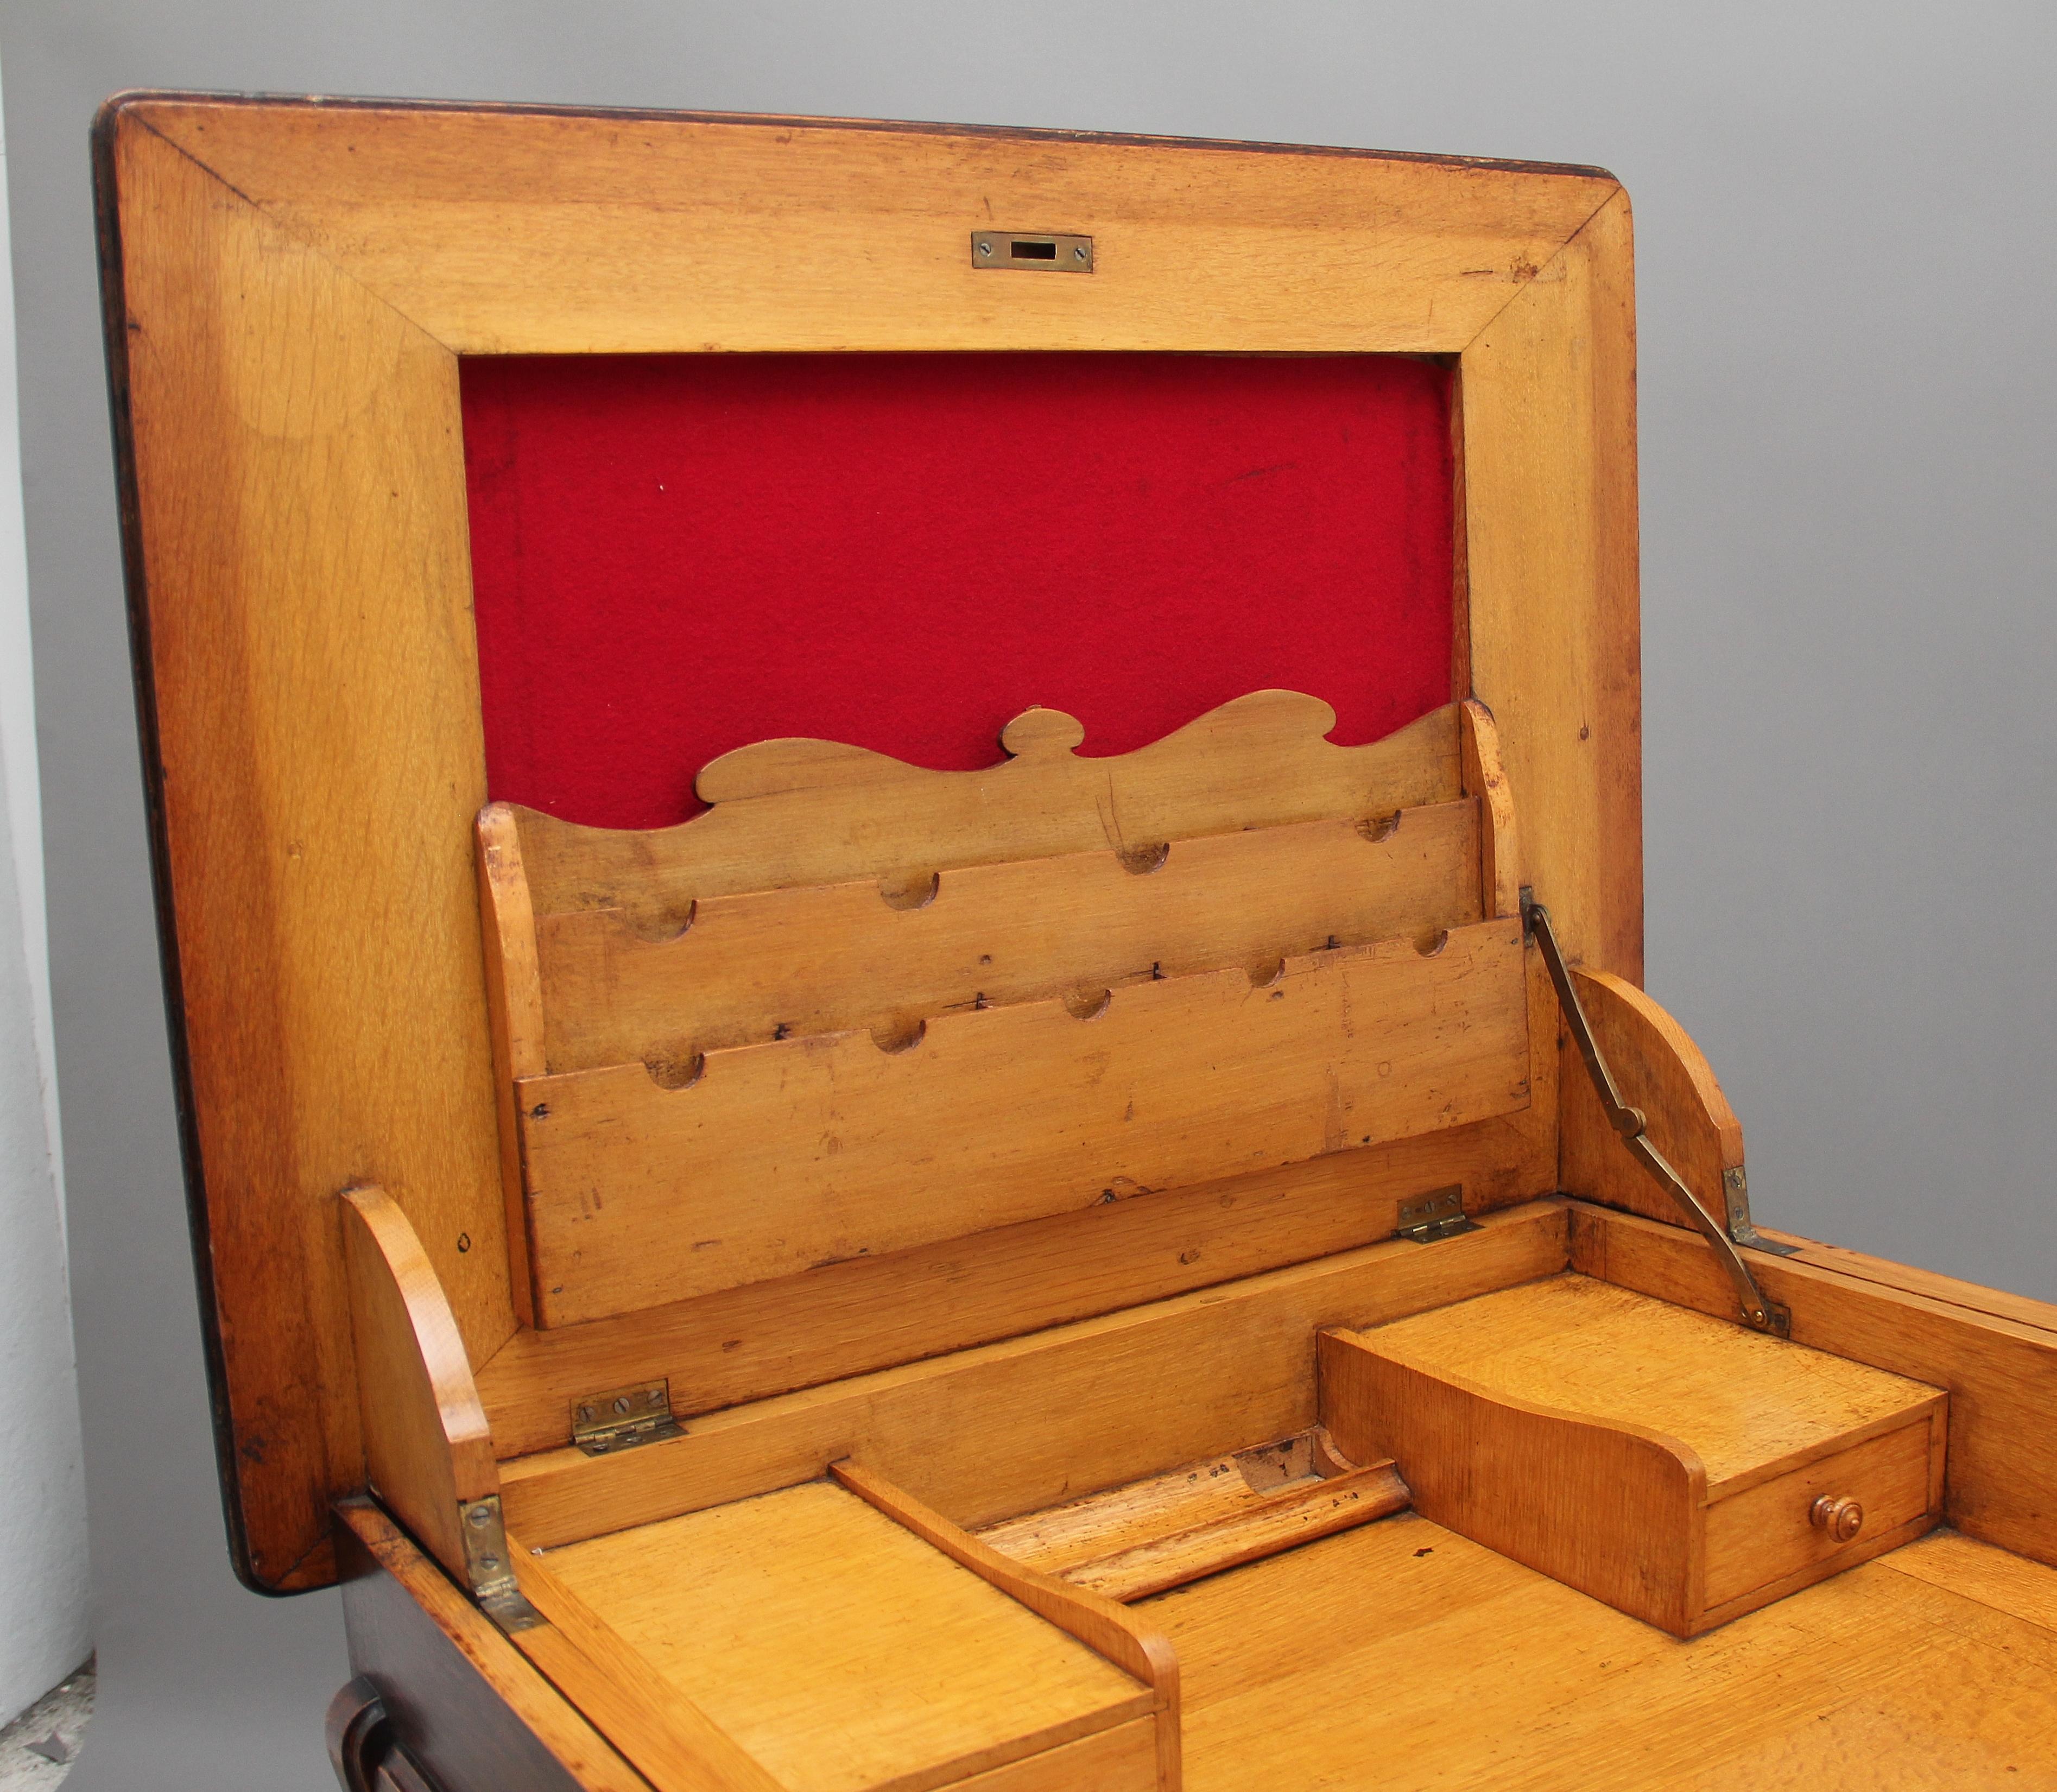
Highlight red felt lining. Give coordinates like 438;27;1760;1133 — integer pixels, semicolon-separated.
461;352;1455;831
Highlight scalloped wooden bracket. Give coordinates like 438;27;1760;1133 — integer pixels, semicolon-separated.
507;691;1463;926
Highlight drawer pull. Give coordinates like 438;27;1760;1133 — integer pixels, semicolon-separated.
1810;1494;1865;1542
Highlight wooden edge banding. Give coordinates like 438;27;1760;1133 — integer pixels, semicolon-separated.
832;1461;1182;1792
1758;1231;2057;1339
496;1531;787;1792
478;802;546;1325
336;1500;657;1792
341;1187;500;1579
1458;699;1519;920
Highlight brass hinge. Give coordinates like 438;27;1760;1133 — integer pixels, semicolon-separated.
1522;891;1790;1338
458;1494;542;1633
1723;1165;1800;1257
1394;1185;1476;1244
572;1379;686;1457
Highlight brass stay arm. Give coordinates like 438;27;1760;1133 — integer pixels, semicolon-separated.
1523;896;1789;1338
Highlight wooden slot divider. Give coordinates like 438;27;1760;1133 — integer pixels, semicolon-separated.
1458;698;1520;921
520;916;1532;1325
495;1201;1572;1553
475;1115;1556;1459
526;800;1483;1074
477;806;547;1328
833;1461;1182;1792
1568;1200;2057;1569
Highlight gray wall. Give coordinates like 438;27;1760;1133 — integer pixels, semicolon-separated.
3;3;2050;1786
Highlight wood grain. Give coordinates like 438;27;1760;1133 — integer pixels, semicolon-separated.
1568;1200;2057;1569
1879;1527;2057;1635
1463;189;1641;983
1761;1229;2057;1338
104;109;508;1590
337;1500;654;1792
132;102;1621;357
833;1463;1179;1789
1559;968;1744;1233
474;1116;1556;1459
942;1719;1156;1792
1151;1510;2057;1789
533;1479;1155;1792
497;1202;1571;1550
1356;1274;1939;1485
501;1541;789;1792
340;1188;498;1580
520;918;1532;1324
526;800;1482;1072
1701;1416;1940;1611
509;693;1460;923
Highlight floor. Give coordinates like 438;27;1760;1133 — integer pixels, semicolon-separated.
0;1663;93;1790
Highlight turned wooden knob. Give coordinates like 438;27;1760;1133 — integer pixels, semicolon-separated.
1811;1493;1864;1542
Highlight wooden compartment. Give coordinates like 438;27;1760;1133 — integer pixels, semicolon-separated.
508;1480;1161;1792
1319;1275;1948;1635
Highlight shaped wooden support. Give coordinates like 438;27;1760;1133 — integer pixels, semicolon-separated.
339;1187;537;1631
1555;961;1763;1244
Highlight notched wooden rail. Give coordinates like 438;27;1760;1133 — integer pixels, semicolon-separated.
517;919;1532;1324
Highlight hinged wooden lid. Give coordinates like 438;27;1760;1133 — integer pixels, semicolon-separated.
96;92;1637;1590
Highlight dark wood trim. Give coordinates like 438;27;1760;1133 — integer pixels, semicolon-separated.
97;88;1617;184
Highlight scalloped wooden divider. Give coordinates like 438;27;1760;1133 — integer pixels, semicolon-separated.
502;692;1461;925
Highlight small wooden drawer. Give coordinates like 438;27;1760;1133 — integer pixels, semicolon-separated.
1702;1414;1942;1620
1319;1274;1948;1636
